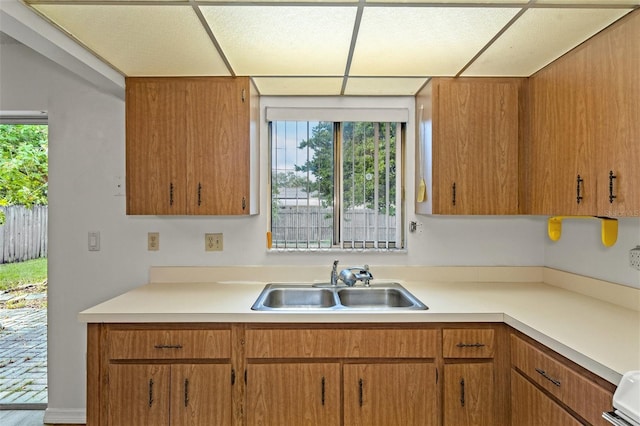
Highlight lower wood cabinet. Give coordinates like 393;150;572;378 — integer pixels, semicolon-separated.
87;323;615;426
444;363;494;426
108;363;232;426
246;363;341;426
343;363;438;426
511;369;581;426
510;332;615;426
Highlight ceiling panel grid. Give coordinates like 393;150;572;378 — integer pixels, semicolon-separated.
24;0;638;95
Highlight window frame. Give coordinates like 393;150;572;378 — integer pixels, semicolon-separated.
268;119;405;251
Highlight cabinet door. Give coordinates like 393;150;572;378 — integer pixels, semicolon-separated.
186;78;250;215
528;49;597;216
344;363;438;426
591;12;640;217
433;79;519;215
511;370;581;426
444;363;494;426
126;78;187;215
108;364;170;426
171;364;232;426
246;363;340;426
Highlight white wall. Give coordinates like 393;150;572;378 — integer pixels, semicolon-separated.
545;218;640;288
1;40;636;420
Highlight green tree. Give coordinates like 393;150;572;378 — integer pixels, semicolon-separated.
296;121;396;214
296;121;334;208
0;125;49;224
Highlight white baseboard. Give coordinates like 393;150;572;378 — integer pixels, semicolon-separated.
44;408;86;424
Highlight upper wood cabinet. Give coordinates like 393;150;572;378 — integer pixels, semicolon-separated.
416;78;524;215
525;10;639;217
126;77;259;216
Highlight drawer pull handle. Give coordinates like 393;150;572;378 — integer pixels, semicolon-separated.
184;379;189;407
154;344;183;350
456;343;486;348
321;376;325;406
535;368;561;387
460;379;465;407
576;175;584;204
359;378;364;407
609;170;617;204
148;379;154;407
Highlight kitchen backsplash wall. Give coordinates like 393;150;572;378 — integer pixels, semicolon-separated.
545;217;640;288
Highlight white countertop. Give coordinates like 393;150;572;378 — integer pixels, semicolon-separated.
78;270;640;386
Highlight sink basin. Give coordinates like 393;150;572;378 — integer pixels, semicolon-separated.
252;285;338;310
338;288;417;308
251;283;427;311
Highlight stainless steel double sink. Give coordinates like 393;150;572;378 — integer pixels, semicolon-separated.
251;282;428;311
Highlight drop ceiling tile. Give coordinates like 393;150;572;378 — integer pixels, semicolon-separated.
31;4;230;76
201;6;356;76
535;0;639;4
253;77;343;96
344;77;427;95
365;0;526;3
350;7;520;76
462;8;632;76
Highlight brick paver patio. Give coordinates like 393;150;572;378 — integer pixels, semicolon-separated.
0;308;47;407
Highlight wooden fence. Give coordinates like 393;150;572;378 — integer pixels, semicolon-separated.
272;206;397;248
0;205;48;264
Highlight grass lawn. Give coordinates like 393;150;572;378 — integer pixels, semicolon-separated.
0;258;47;292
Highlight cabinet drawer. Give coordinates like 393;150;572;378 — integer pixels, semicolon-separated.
108;329;230;360
511;335;566;400
246;328;438;358
511;335;613;426
443;328;495;358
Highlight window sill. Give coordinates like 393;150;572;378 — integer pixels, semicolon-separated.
267;247;408;254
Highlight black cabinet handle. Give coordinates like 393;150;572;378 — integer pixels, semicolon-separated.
184;379;189;407
321;377;325;406
359;378;363;407
452;182;457;206
197;183;202;207
535;368;561;387
609;171;617;203
169;183;174;206
456;342;486;348
148;379;154;407
576;175;583;204
460;379;465;407
154;344;183;350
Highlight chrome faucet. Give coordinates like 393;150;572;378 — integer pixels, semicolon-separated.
330;260;340;286
339;265;374;287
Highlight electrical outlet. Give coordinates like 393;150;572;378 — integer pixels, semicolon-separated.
630;246;640;270
148;232;159;251
205;233;223;252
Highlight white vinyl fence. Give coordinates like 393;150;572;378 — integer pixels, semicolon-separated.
0;205;48;264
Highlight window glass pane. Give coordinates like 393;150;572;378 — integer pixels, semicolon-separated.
271;121;334;248
342;122;398;249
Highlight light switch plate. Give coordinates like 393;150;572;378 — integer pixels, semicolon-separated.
88;231;100;251
205;233;223;252
148;232;159;251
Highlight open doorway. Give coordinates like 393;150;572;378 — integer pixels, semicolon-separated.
0;120;48;410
